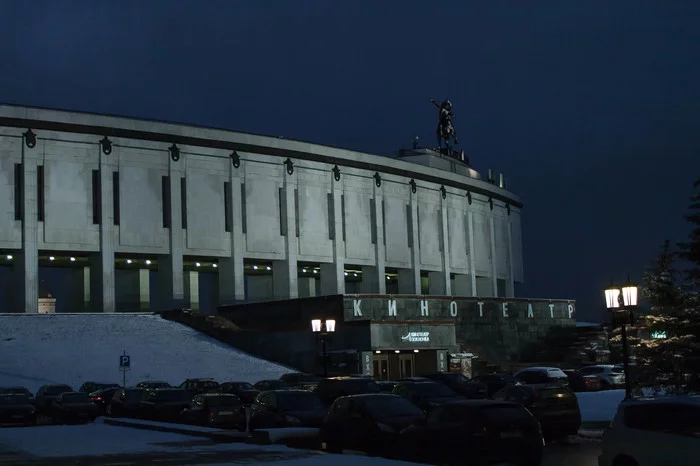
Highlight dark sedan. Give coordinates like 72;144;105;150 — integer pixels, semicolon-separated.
421;372;489;399
89;387;120;415
51;392;97;424
139;388;192;422
180;394;246;429
220;382;259;404
0;387;34;404
35;384;73;415
392;381;465;413
249;390;327;429
0;395;36;426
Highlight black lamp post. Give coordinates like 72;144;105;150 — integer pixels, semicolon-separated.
311;318;336;378
604;282;638;400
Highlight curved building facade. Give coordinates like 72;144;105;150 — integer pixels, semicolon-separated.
0;105;526;315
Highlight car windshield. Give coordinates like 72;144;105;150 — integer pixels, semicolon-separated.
340;379;380;394
537;387;573;399
232;383;254;390
0;388;30;396
152;390;191;402
0;395;31;405
610;366;624;374
62;393;90;403
46;386;72;395
363;396;424;418
143;382;170;388
413;383;457;397
206;396;241;407
199;381;219;388
277;392;324;411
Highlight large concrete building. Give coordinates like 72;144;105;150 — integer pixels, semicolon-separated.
0;105;574;373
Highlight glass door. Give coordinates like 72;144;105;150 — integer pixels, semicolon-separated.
399;354;415;379
373;356;389;380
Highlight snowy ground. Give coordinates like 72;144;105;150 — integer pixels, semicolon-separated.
0;314;291;392
575;389;625;422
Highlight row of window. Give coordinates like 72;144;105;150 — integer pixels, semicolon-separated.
11;166;448;250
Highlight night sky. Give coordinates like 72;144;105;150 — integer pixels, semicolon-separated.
2;1;699;322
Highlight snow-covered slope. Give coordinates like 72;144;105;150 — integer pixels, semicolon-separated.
0;314;291;393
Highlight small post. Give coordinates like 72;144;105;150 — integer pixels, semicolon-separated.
122;350;127;388
621;318;632;400
322;337;328;378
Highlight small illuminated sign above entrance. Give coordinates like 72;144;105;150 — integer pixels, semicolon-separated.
651;330;667;339
401;332;430;343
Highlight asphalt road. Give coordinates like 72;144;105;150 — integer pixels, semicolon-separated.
543;438;601;466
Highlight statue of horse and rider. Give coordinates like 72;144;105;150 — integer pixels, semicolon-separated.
429;98;459;151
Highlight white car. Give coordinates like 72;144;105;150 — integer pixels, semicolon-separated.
578;365;625;389
599;396;700;466
513;367;569;386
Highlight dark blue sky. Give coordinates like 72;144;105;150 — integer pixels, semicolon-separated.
2;1;699;321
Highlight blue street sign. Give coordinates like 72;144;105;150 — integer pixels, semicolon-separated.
119;354;131;371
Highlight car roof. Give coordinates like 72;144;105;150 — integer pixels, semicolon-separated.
139;381;169;383
441;399;520;407
517;367;564;372
341;393;402;400
197;393;238;397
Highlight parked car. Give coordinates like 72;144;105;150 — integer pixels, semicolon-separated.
392;381;464;413
421;372;489;399
220;382;259;404
107;388;146;418
139;388;193;422
249;390;327;429
180;394;246;429
321;394;425;456
492;383;581;441
78;382;119;394
136;381;172;390
35;384;73;414
51;392;97;424
179;378;219;396
577;365;625;389
0;387;34;404
472;373;516;397
315;377;381;407
599;396;700;466
514;367;569;386
563;369;601;392
89;387;120;414
375;381;397;393
279;373;321;390
400;400;544;466
253;380;292;392
0;394;36;426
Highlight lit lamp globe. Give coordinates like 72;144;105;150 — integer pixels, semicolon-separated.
621;284;638;307
604;285;621;310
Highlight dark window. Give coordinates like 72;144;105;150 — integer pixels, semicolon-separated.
224;182;232;232
92;170;101;225
278;187;287;236
37;165;44;221
180;177;187;229
14;163;22;221
370;199;377;244
406;205;412;247
327;193;334;240
240;183;247;234
341;194;346;241
112;171;120;225
294;189;299;237
162;176;171;228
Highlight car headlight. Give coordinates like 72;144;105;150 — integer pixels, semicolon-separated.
284;415;301;425
376;422;396;434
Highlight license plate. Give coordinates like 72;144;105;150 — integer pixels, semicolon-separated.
218;411;233;415
500;430;523;439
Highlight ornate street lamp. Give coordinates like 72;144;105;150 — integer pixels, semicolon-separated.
311;319;336;377
604;281;638;400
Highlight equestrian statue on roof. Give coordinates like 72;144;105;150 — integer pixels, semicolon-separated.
430;98;459;151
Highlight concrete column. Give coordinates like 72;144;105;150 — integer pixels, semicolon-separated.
506;219;515;298
452;274;472;297
359;266;380;293
90;147;116;313
184;271;199;310
467;212;477;297
489;216;498;298
371;186;386;294
219;168;245;305
298;277;317;298
438;196;451;295
404;190;422;294
159;157;184;310
138;269;150;311
428;271;447;295
320;178;345;295
82;267;90;312
16;143;39;313
271;169;298;300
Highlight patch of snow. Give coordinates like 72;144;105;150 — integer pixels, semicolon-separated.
0;314;291;393
0;420;289;457
105;417;226;432
258;427;320;442
576;389;625;422
216;455;427;466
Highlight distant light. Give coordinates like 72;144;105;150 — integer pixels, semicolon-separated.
49;256;55;261
195;262;200;267
126;259;132;264
69;257;76;262
386;276;390;280
313;270;317;274
414;350;419;353
344;272;348;276
212;263;217;268
6;255;12;260
353;273;357;277
253;266;258;270
302;269;307;273
394;350;400;354
375;350;381;354
145;260;152;265
266;266;271;271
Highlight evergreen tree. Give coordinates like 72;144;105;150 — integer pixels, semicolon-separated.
678;178;700;290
